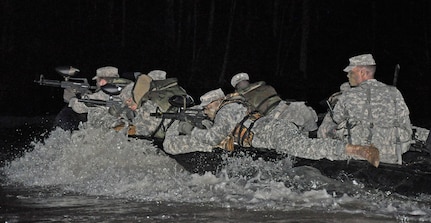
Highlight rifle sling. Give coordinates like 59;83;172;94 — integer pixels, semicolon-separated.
150;106;175;138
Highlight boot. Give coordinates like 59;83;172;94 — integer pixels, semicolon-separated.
346;144;380;167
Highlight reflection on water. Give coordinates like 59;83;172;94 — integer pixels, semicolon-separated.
1;125;431;222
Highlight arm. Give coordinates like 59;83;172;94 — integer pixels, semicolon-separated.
69;91;110;114
191;103;248;146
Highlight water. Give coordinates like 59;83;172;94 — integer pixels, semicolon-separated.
1;119;431;222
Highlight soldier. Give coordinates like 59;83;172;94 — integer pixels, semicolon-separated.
118;70;188;139
163;88;380;167
230;73;319;136
331;54;412;164
163;88;247;154
57;66;120;130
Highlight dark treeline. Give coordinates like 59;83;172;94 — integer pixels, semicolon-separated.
1;0;430;127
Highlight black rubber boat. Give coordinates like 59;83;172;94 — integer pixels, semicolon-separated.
157;140;431;196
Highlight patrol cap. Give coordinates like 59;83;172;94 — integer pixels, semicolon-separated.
343;54;376;72
92;66;120;80
230;72;249;87
199;88;225;107
148;70;167;80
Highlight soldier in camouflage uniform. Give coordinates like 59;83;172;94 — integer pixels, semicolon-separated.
119;71;188;139
163;88;380;167
331;54;412;164
163;88;250;154
230;73;319;136
68;66;119;113
64;66;121;129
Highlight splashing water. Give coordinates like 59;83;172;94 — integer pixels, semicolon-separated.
2;125;431;221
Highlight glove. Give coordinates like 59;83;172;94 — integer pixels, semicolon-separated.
201;119;213;129
178;121;195;135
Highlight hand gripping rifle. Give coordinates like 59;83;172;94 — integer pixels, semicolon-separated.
150;95;210;129
34;66;96;96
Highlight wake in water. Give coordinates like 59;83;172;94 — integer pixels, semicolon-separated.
2;124;431;221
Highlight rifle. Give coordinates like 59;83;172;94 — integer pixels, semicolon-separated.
150;95;210;129
77;98;123;108
77;83;124;108
34;66;96;95
150;108;209;129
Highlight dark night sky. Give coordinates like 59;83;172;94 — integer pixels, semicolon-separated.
1;0;430;128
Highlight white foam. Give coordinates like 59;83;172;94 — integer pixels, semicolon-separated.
2;124;431;220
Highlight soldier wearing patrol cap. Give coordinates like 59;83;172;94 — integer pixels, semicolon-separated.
342;54;376;86
163;87;380;168
331;53;413;164
229;72;319;136
69;66;120;113
56;66;122;131
231;72;250;90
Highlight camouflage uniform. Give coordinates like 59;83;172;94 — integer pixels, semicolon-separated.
266;101;318;135
412;126;430;143
85;106;118;129
131;100;175;139
163;103;247;155
68;66;120;114
332;79;412;164
163;90;349;162
68;90;111;114
116;72;189;139
231;73;318;135
251;116;348;161
317;82;351;139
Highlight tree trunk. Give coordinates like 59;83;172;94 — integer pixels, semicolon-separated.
1;0;12;61
192;0;198;65
206;0;215;47
299;0;310;79
219;0;237;85
121;0;126;48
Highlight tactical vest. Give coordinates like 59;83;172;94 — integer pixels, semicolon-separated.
218;111;263;151
238;81;282;116
219;93;252;112
216;93;262;151
142;78;187;112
